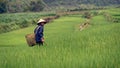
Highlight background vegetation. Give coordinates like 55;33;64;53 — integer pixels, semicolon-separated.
0;12;56;33
0;0;120;13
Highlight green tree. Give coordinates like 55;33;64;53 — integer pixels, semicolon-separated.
0;0;7;13
30;0;45;12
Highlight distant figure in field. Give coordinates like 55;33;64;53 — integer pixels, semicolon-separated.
34;19;47;46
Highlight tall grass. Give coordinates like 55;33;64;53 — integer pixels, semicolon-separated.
0;12;120;68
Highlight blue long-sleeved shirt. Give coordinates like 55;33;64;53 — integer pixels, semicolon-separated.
34;25;44;42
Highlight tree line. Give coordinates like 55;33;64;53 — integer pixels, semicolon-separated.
0;0;120;13
0;0;45;13
44;0;120;6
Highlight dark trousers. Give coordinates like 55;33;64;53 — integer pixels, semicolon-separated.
36;41;43;46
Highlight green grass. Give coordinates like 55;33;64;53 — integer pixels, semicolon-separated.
0;12;120;68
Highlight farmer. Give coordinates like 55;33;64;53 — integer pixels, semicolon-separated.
34;19;47;46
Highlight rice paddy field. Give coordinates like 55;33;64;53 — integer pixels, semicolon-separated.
0;8;120;68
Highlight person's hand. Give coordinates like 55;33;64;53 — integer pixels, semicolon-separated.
41;37;44;42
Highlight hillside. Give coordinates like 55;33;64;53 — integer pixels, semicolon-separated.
0;0;120;13
44;0;120;7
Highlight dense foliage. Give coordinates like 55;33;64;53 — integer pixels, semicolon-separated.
0;0;120;13
0;0;45;13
